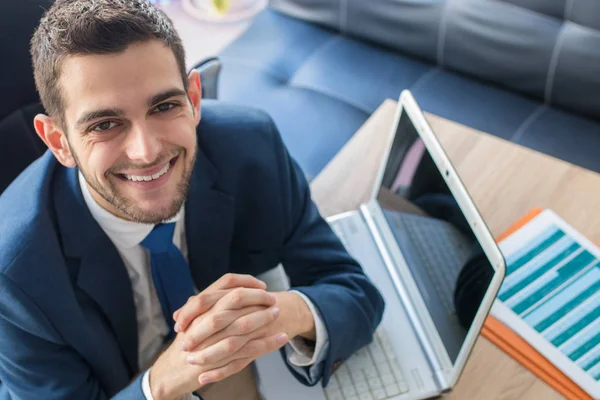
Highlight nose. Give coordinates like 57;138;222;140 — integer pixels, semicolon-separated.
124;122;162;165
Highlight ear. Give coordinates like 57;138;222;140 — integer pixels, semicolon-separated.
33;114;76;168
187;69;202;125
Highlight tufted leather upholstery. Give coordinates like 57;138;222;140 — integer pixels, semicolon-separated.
0;0;51;194
217;0;600;180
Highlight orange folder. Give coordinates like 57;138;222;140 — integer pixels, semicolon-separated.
481;208;594;400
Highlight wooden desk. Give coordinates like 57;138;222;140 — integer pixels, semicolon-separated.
310;99;600;399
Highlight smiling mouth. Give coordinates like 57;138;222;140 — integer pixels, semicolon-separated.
116;156;178;182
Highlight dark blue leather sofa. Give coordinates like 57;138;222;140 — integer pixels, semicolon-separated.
216;0;600;181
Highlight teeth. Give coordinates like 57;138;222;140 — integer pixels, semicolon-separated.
125;162;170;182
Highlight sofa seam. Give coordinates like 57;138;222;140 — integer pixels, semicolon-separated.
409;67;442;92
339;0;348;34
289;82;372;115
564;0;575;20
219;57;290;82
510;104;547;143
436;0;452;67
290;35;343;84
544;22;568;105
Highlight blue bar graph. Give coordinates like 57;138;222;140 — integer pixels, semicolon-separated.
581;349;600;371
565;327;600;361
505;228;565;276
524;269;600;330
499;242;580;302
549;304;600;346
499;221;600;384
501;237;575;292
512;253;596;315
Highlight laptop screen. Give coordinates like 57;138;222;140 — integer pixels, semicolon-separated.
377;109;495;364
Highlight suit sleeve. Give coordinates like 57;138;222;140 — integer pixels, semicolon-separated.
269;120;386;387
0;274;145;400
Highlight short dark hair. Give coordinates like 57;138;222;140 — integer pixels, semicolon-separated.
30;0;187;126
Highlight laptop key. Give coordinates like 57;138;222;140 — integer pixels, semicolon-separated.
368;377;383;390
385;384;401;397
324;387;343;400
372;389;387;400
355;380;369;393
381;373;395;386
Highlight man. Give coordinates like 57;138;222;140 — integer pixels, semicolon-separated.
0;0;385;398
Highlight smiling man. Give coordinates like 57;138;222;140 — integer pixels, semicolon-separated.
0;0;384;399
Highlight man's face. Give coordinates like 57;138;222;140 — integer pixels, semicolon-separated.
56;40;200;224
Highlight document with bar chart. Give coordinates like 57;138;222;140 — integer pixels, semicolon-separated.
491;209;600;399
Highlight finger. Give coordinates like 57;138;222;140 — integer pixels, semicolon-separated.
174;290;231;333
189;332;288;367
198;358;252;385
235;333;289;360
196;334;289;384
224;306;280;338
213;288;276;312
207;273;267;292
187;335;249;365
181;306;265;351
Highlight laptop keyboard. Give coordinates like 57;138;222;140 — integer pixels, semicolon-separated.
325;329;410;400
385;211;471;318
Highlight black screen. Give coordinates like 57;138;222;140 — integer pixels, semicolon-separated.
377;110;495;363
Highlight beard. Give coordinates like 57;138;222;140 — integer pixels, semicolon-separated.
72;145;197;224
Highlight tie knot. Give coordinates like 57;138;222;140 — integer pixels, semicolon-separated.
140;223;176;254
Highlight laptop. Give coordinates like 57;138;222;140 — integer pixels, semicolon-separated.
256;91;506;400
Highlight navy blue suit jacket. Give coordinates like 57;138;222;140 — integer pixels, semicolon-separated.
0;103;384;399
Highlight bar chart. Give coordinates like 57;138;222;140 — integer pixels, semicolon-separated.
498;223;600;382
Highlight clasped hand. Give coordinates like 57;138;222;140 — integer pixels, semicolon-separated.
150;273;313;400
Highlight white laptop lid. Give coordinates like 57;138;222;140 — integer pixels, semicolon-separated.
366;91;506;389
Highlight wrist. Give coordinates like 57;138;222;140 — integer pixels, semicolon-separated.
149;363;177;400
276;291;316;341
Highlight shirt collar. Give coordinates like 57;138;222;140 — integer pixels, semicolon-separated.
78;171;183;249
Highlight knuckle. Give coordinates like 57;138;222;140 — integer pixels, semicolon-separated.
230;288;245;305
193;295;204;310
213;369;227;381
237;319;252;334
223;337;239;353
208;314;223;331
222;273;235;285
196;352;208;365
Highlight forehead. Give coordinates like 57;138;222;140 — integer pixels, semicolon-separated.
59;40;184;124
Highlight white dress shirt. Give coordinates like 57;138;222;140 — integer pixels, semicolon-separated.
78;173;328;399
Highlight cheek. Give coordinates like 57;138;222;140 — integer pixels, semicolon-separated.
84;141;123;179
158;119;197;149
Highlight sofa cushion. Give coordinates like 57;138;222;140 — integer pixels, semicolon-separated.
268;0;600;123
516;108;600;173
0;103;46;194
410;70;539;141
218;8;600;178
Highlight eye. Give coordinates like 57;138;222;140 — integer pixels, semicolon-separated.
91;121;119;132
154;102;178;113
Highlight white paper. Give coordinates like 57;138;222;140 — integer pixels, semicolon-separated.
492;209;600;399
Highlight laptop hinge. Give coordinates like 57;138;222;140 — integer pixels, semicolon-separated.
359;204;449;391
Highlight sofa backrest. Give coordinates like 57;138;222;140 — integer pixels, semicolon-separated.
0;0;51;194
269;0;600;122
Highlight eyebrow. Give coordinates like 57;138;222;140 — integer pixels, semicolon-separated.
75;88;188;129
147;88;188;108
76;108;124;128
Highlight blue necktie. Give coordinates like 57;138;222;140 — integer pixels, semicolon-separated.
140;223;196;337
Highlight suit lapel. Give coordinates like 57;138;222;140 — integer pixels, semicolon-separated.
54;168;138;375
185;147;235;291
